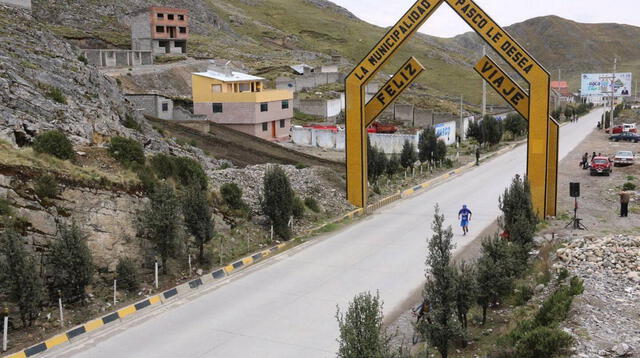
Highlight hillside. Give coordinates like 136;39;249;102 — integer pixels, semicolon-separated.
452;15;640;93
32;1;640;107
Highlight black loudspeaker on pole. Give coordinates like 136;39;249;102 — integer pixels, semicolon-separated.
566;182;587;230
570;182;580;198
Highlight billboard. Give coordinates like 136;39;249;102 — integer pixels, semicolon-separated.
581;72;633;97
435;121;457;146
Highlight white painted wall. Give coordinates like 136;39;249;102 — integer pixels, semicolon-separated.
434;121;457;145
327;98;342;118
369;133;420;154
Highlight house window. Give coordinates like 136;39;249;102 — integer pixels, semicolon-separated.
280;119;285;128
167;14;174;20
211;84;222;93
157;13;164;19
262;122;268;131
179;27;187;34
161;103;169;112
260;103;268;112
212;103;223;113
178;14;185;21
155;26;164;33
281;100;289;109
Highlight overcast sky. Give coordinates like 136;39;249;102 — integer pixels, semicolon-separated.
330;0;640;38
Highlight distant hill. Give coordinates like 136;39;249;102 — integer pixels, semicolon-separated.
32;0;640;108
452;15;640;93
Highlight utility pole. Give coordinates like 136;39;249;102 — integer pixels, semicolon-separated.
635;78;638;102
460;94;464;123
481;46;487;119
558;68;561;81
609;57;617;129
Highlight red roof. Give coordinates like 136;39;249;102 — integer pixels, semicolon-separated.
550;81;568;89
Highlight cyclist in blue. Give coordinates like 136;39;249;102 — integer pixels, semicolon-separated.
458;204;472;235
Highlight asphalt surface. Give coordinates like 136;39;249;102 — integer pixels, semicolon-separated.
47;109;603;358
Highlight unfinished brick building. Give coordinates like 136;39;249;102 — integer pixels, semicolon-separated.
131;6;188;55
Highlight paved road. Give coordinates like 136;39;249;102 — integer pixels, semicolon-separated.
50;109;602;358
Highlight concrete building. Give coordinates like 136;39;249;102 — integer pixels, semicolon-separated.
131;6;189;55
125;94;174;120
0;0;30;9
192;66;294;141
82;49;153;68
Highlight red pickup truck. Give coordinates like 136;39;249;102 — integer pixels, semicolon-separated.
590;156;612;176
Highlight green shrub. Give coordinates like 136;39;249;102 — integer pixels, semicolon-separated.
77;55;88;64
295;163;308;169
123;114;142;132
116;257;139;293
34;174;59;199
108;137;145;167
189;139;198;147
622;182;636;191
32;130;75;160
46;86;67;104
534;287;574;327
220;183;244;210
292;196;305;218
557;267;569;282
172;157;208;189
136;166;159;193
513;284;533;306
262;166;294;240
514;326;573;358
304;197;320;212
0;198;12;216
150;154;176;180
569;276;584;296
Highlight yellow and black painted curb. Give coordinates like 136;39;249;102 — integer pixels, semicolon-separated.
3;243;288;358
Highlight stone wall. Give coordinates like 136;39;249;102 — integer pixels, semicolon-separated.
291;126;418;154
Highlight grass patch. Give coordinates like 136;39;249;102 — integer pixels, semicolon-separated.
0;141;139;189
154;55;187;64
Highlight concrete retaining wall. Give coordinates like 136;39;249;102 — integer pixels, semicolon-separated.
296;98;342;120
291;126;417;154
82;49;153;68
275;72;344;92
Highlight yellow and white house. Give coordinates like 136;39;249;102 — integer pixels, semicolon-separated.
192;68;294;141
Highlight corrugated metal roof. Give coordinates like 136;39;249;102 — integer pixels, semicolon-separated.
193;70;264;82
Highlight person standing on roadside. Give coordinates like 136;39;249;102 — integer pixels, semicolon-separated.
619;190;632;217
580;153;589;169
475;147;480;166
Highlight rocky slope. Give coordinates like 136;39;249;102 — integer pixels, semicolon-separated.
556;235;640;357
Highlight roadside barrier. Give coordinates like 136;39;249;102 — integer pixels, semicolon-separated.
4;141;526;358
3;243;288;358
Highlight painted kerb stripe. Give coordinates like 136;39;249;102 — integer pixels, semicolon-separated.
102;312;119;324
134;299;151;311
188;278;203;289
66;325;86;340
44;334;69;349
163;288;178;300
212;269;225;279
23;342;46;357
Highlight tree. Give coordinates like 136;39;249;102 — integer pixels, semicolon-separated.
475;235;514;324
400;140;417;169
564;106;574;119
181;184;214;263
0;228;43;327
220;183;245;210
386;155;400;178
453;261;477;330
419;205;459;358
32;130;75;160
480;115;503;146
435;139;447;164
262;165;294;240
499;175;538;266
139;182;182;274
336;291;406;358
466;120;484;146
50;223;94;302
418;127;438;163
504;113;527;138
116;257;139;293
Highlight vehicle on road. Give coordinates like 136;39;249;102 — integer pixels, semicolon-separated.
609;132;640;143
590;156;613;176
613;151;635;166
606;124;637;134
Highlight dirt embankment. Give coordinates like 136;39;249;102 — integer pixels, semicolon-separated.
147;116;345;173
